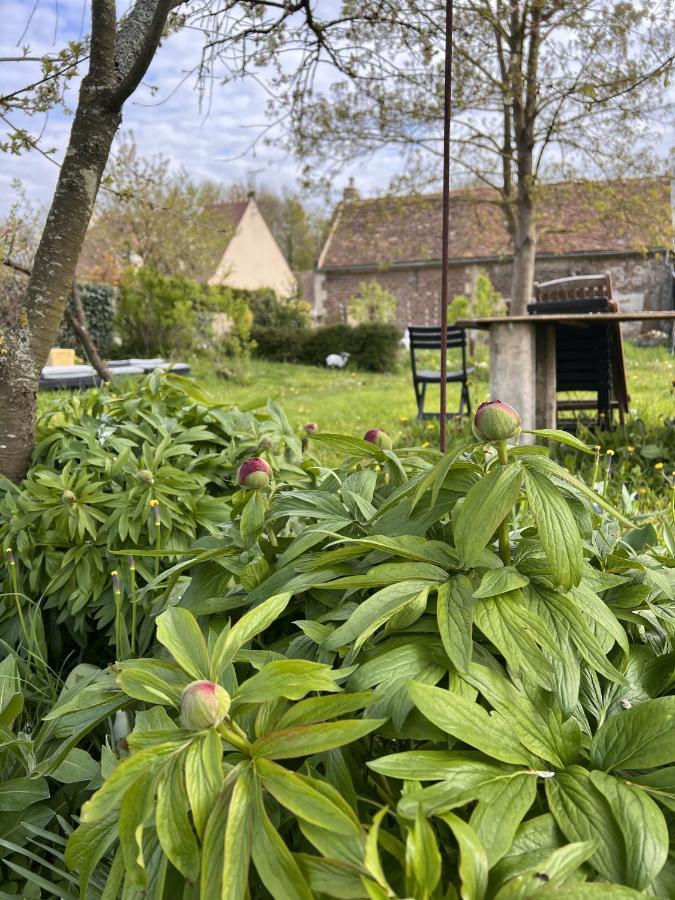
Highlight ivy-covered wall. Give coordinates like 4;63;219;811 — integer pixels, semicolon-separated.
57;283;116;358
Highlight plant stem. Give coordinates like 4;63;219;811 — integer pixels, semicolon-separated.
129;556;137;656
7;553;30;648
495;441;512;566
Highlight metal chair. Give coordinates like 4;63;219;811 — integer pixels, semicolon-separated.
408;325;473;420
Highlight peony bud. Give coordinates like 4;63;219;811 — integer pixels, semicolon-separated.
137;469;155;485
61;490;77;504
180;680;231;731
364;428;393;450
237;457;272;490
258;435;273;450
473;400;521;442
304;422;318;434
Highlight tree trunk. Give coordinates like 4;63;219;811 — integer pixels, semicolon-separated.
0;87;120;481
510;197;536;316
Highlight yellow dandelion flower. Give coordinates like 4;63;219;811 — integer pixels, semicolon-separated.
627;446;635;453
399;416;409;423
426;424;434;431
606;449;615;457
655;462;664;470
374;464;381;472
638;487;647;495
422;441;431;448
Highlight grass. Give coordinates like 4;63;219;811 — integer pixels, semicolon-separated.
190;341;674;445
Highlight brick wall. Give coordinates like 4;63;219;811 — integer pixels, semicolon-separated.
320;252;672;335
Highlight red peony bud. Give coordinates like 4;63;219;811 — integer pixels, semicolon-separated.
304;422;318;434
61;490;77;504
258;435;273;450
473;400;521;442
364;428;393;450
237;457;272;490
180;680;231;731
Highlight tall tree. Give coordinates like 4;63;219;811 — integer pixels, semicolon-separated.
1;0;414;481
80;134;232;282
291;0;675;315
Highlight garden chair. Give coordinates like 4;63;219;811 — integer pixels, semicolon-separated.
408;325;473;420
528;273;629;429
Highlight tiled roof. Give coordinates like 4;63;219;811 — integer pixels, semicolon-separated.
209;201;249;231
318;178;672;270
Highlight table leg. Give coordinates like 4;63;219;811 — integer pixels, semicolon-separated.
488;322;537;440
535;325;557;429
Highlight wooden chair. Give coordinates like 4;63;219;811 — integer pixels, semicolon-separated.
408;325;473;420
528;274;629;429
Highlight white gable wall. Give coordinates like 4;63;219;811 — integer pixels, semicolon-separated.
208;200;296;298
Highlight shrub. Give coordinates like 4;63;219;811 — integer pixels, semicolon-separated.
57;282;116;357
347;279;398;324
115;267;254;360
253;322;402;372
244;287;312;328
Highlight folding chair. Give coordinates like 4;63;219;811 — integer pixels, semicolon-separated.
408;325;473;420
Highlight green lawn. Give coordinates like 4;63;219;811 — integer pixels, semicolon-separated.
190;341;674;444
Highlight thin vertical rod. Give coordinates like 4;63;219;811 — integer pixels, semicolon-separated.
439;0;453;453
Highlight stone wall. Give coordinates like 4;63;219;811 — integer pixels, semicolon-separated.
319;252;673;336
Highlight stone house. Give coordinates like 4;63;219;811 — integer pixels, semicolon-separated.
314;178;674;334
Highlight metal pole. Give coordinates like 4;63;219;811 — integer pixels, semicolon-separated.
439;0;453;453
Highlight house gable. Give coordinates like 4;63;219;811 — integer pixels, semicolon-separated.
209;198;296;298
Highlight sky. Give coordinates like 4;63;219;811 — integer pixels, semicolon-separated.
2;0;674;219
0;0;398;216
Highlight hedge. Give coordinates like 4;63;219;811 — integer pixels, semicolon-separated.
252;323;402;373
57;283;115;358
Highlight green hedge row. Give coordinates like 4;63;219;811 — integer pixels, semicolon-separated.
57;283;115;358
252;323;402;373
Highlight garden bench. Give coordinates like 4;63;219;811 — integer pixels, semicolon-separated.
408;325;473;420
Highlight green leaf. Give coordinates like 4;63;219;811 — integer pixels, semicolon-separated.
311;433;380;457
323;581;432;651
406;805;441;900
492;840;597;898
523;429;594;454
210;592;291;680
469;772;538;867
465;664;579;767
257;758;359;836
156;607;210;680
252;719;384;760
116;658;190;706
454;463;522;567
185;728;224;839
546;766;668;889
81;741;187;823
200;772;236;900
438;811;488;900
240;491;266;546
0;777;49;811
222;766;253;900
232;660;341;709
437;576;474;674
473;567;529;598
251;779;313;900
591;696;675;771
64;815;118;900
407;682;532;765
276;692;374;729
156;754;200;882
524;468;583;589
49;748;99;784
118;776;155;889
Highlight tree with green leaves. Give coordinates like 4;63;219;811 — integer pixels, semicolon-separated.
291;0;675;315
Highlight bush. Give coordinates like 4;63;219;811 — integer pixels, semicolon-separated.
115;267;254;360
253;322;402;372
4;386;675;896
244;287;311;328
57;282;115;357
348;279;398;324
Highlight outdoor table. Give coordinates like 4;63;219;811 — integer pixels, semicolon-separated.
455;311;675;433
